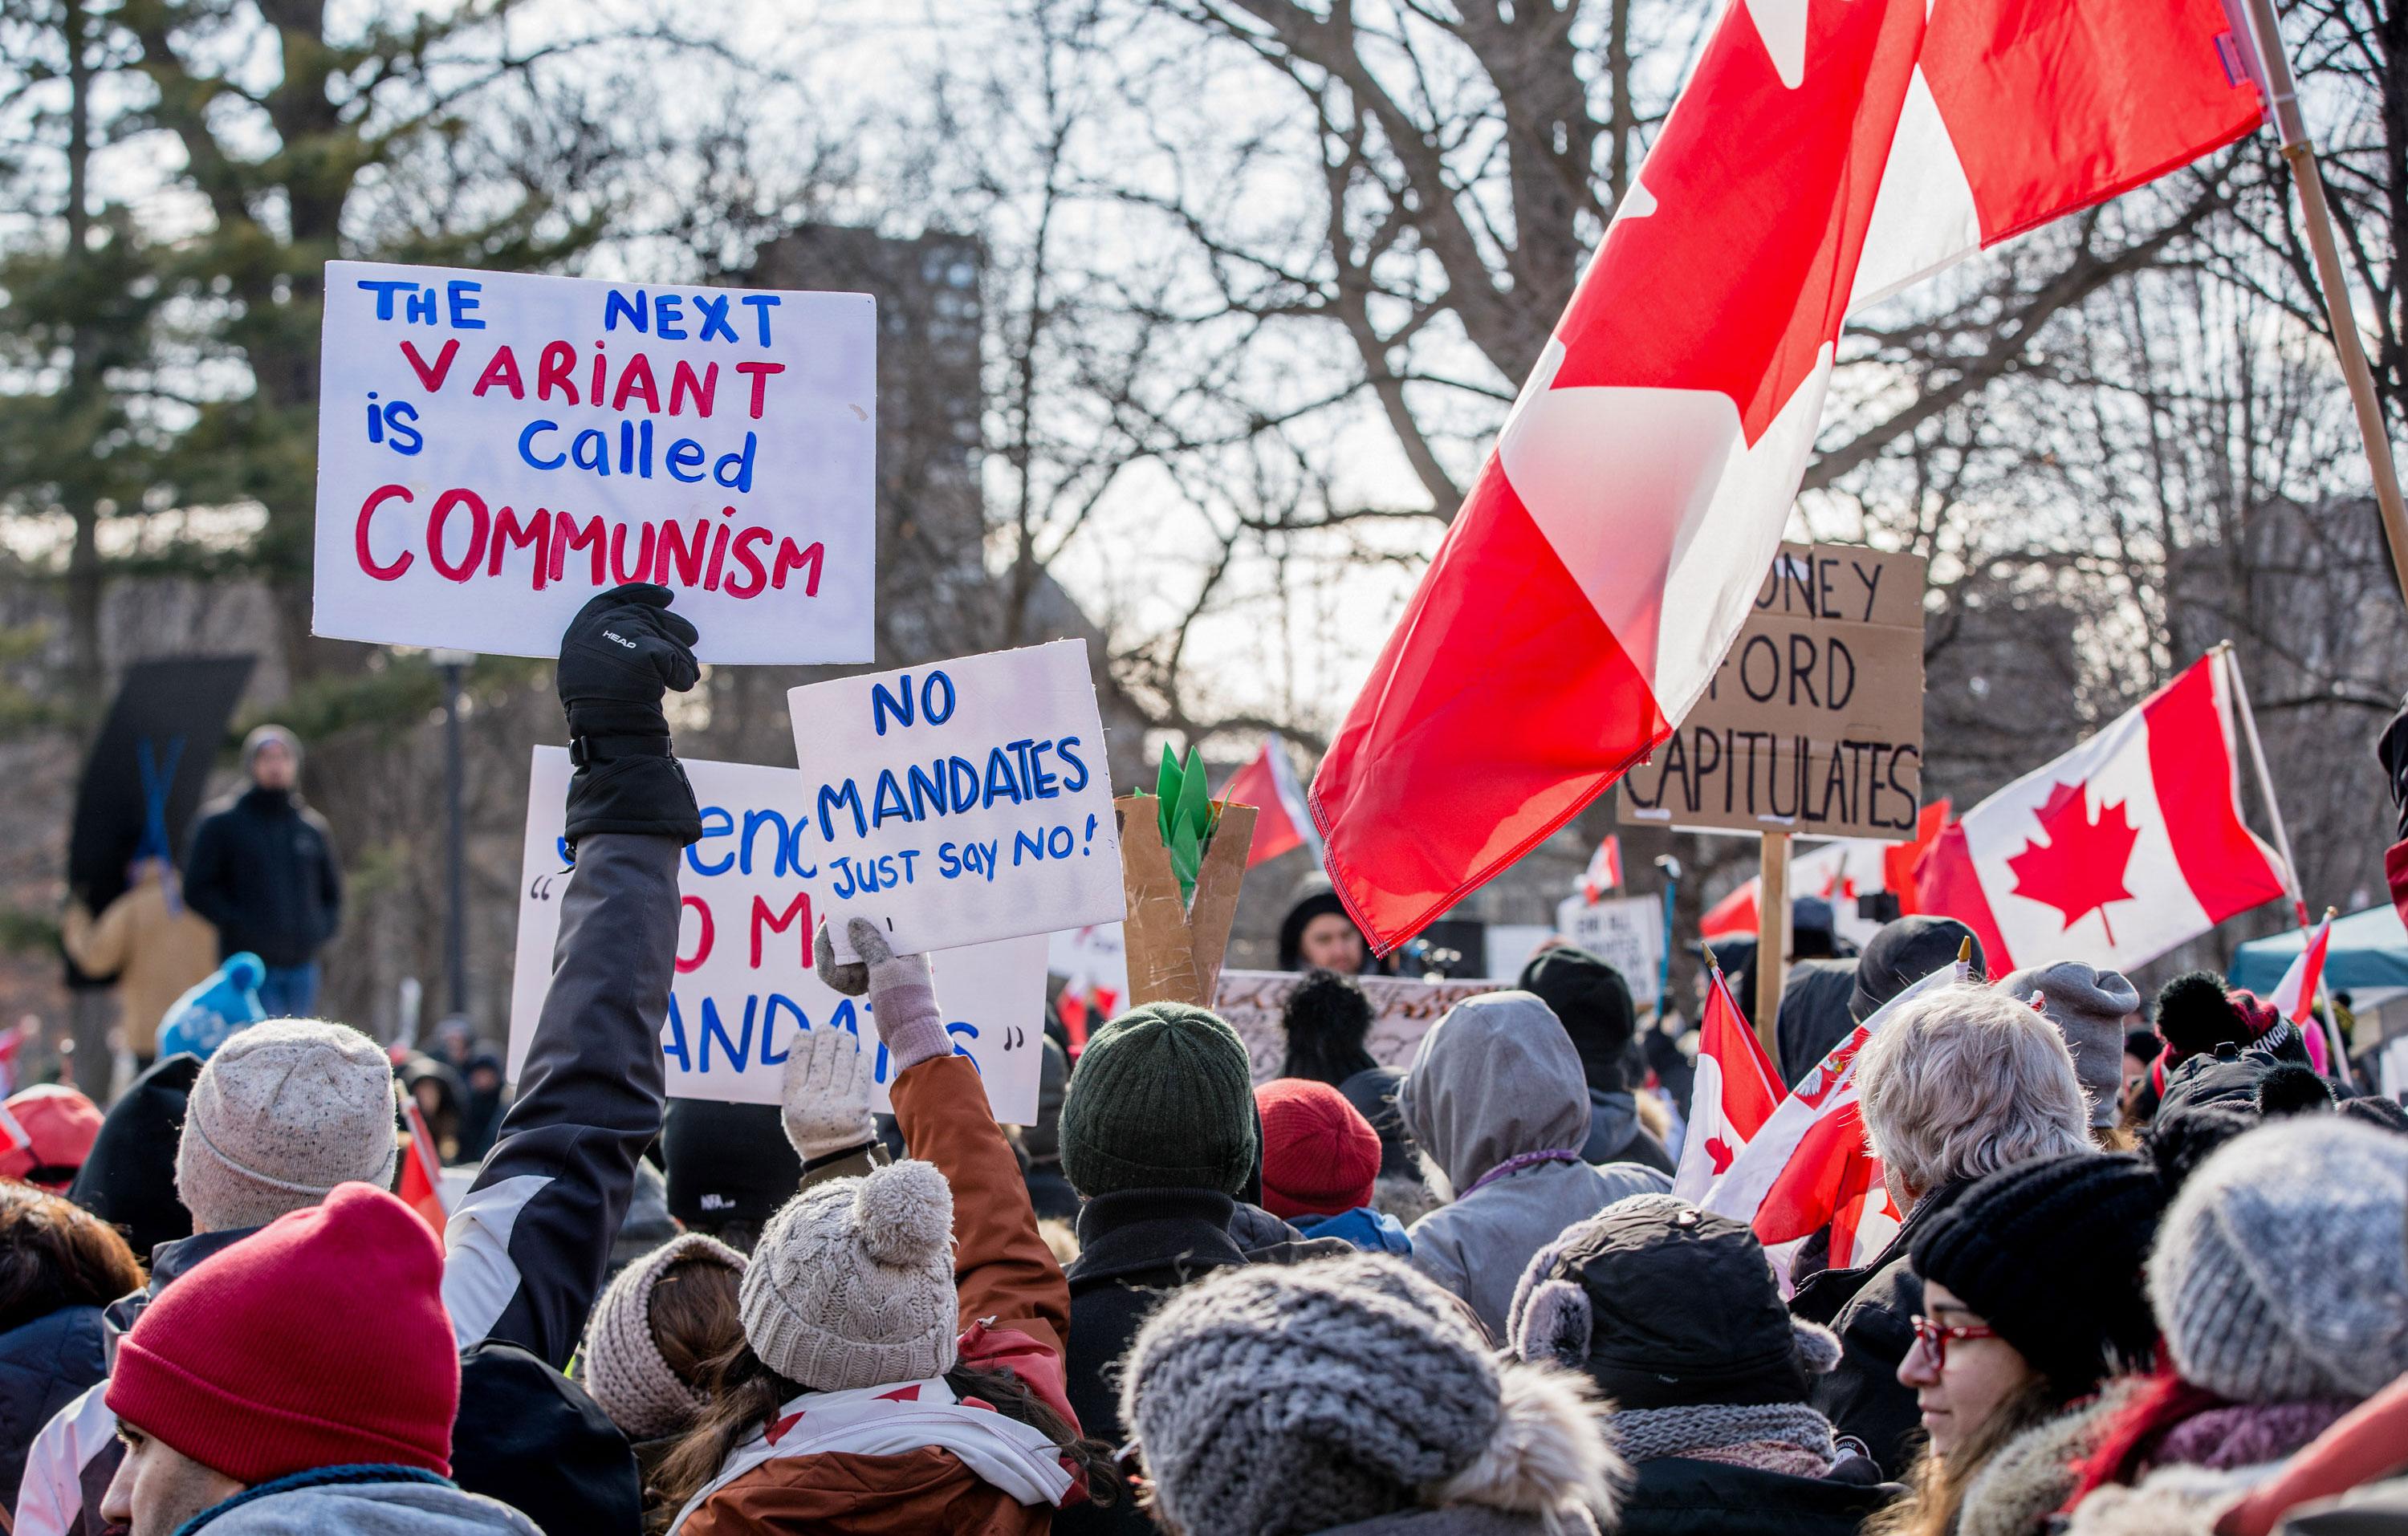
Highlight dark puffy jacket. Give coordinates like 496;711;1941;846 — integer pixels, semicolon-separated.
1776;961;1860;1087
66;1054;202;1261
0;1306;110;1510
183;786;343;966
1788;1183;1967;1480
1615;1457;1898;1536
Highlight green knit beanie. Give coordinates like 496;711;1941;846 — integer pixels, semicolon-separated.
1060;1003;1259;1198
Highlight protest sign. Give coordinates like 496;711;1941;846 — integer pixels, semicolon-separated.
790;640;1125;961
1553;893;1666;1000
1621;543;1926;840
1212;969;1503;1083
507;748;1046;1121
1118;791;1256;1008
314;261;876;663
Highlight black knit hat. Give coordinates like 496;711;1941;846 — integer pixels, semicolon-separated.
1060;1003;1259;1197
662;1099;802;1247
1518;945;1637;1094
1910;1152;2167;1396
1511;1194;1828;1409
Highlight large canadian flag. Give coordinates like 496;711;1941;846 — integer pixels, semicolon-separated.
1914;654;2287;974
1308;0;2264;953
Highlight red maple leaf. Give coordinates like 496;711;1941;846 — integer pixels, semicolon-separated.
1706;1135;1735;1174
2006;781;2141;942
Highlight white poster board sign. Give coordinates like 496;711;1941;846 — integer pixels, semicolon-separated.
789;640;1125;960
1554;893;1666;1000
315;261;876;663
508;749;1046;1121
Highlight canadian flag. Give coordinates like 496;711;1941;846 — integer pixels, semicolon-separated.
1702;956;1967;1273
1697;799;1951;945
1222;736;1322;869
1914;654;2288;974
2268;910;2333;1026
1672;961;1782;1202
1308;0;2264;953
1580;836;1625;904
399;1099;450;1235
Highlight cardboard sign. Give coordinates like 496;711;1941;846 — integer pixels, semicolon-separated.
506;748;1046;1120
1621;543;1926;839
789;640;1125;961
1553;893;1666;1000
314;261;876;663
1212;970;1503;1083
1117;793;1256;1008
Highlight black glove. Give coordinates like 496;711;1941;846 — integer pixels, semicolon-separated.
558;583;703;847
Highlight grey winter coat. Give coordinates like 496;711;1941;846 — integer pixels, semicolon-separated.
181;1472;541;1534
1399;992;1673;1339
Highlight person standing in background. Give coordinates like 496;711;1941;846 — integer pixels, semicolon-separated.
59;856;216;1080
182;726;342;1019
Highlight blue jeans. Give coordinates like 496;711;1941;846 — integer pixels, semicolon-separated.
258;962;322;1019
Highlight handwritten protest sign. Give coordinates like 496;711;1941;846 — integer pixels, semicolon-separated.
1553;893;1666;1002
1621;543;1926;840
1211;970;1503;1083
314;261;876;663
507;748;1046;1121
790;640;1125;961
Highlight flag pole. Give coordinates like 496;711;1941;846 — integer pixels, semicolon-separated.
2237;0;2408;612
2218;642;2357;1085
1754;831;1789;1063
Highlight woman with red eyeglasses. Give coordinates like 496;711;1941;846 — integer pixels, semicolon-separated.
1865;1152;2169;1536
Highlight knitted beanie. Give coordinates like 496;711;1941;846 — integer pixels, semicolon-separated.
1911;1152;2168;1395
1255;1078;1381;1221
579;1232;746;1439
157;952;267;1063
1059;1003;1258;1198
738;1159;958;1392
2149;1117;2408;1404
1518;946;1638;1093
175;1020;399;1233
1995;962;2140;1127
108;1183;458;1482
1122;1254;1620;1535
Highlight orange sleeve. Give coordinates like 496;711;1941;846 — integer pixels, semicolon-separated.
889;1052;1069;1359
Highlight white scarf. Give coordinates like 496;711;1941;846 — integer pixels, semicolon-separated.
668;1375;1074;1533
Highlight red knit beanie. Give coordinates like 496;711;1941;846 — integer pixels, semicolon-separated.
108;1182;458;1483
1255;1078;1381;1221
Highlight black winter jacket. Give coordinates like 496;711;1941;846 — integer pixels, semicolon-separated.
0;1306;110;1511
1615;1457;1898;1536
183;786;343;966
1789;1182;1967;1480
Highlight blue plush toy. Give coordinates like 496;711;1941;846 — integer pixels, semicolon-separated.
157;952;267;1063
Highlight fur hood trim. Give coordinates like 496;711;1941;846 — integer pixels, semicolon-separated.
1431;1360;1625;1530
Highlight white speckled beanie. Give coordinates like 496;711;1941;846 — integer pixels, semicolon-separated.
174;1020;399;1232
738;1159;958;1392
580;1233;746;1440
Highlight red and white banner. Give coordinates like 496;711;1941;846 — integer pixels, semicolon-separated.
399;1100;450;1235
1580;836;1625;904
1672;963;1782;1202
1309;0;2263;954
1702;957;1966;1273
1222;736;1321;870
2269;912;2331;1025
1914;655;2287;975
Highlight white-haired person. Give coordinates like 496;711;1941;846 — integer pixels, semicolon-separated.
1789;984;2093;1478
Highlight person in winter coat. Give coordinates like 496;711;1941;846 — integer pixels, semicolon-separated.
1788;985;2092;1480
1990;962;2142;1144
1851;920;1987;1026
1279;968;1381;1087
0;1185;141;1513
59;859;217;1071
2059;1118;2408;1534
1255;1078;1411;1254
651;917;1114;1534
23;583;707;1536
1120;1252;1621;1534
1778;959;1861;1089
663;1099;807;1254
2122;972;2302;1128
1518;946;1678;1173
181;726;342;1020
579;1232;745;1510
1052;1002;1294;1536
98;1184;539;1536
2214;1375;2408;1536
1511;1195;1898;1536
63;1054;202;1263
0;1087;104;1192
1397;990;1672;1340
1278;878;1379;973
1338;1063;1422;1183
1867;1152;2169;1536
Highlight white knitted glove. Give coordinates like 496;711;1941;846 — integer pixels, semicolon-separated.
779;1025;878;1160
815;916;950;1073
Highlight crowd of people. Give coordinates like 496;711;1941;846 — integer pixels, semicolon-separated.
0;582;2398;1535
